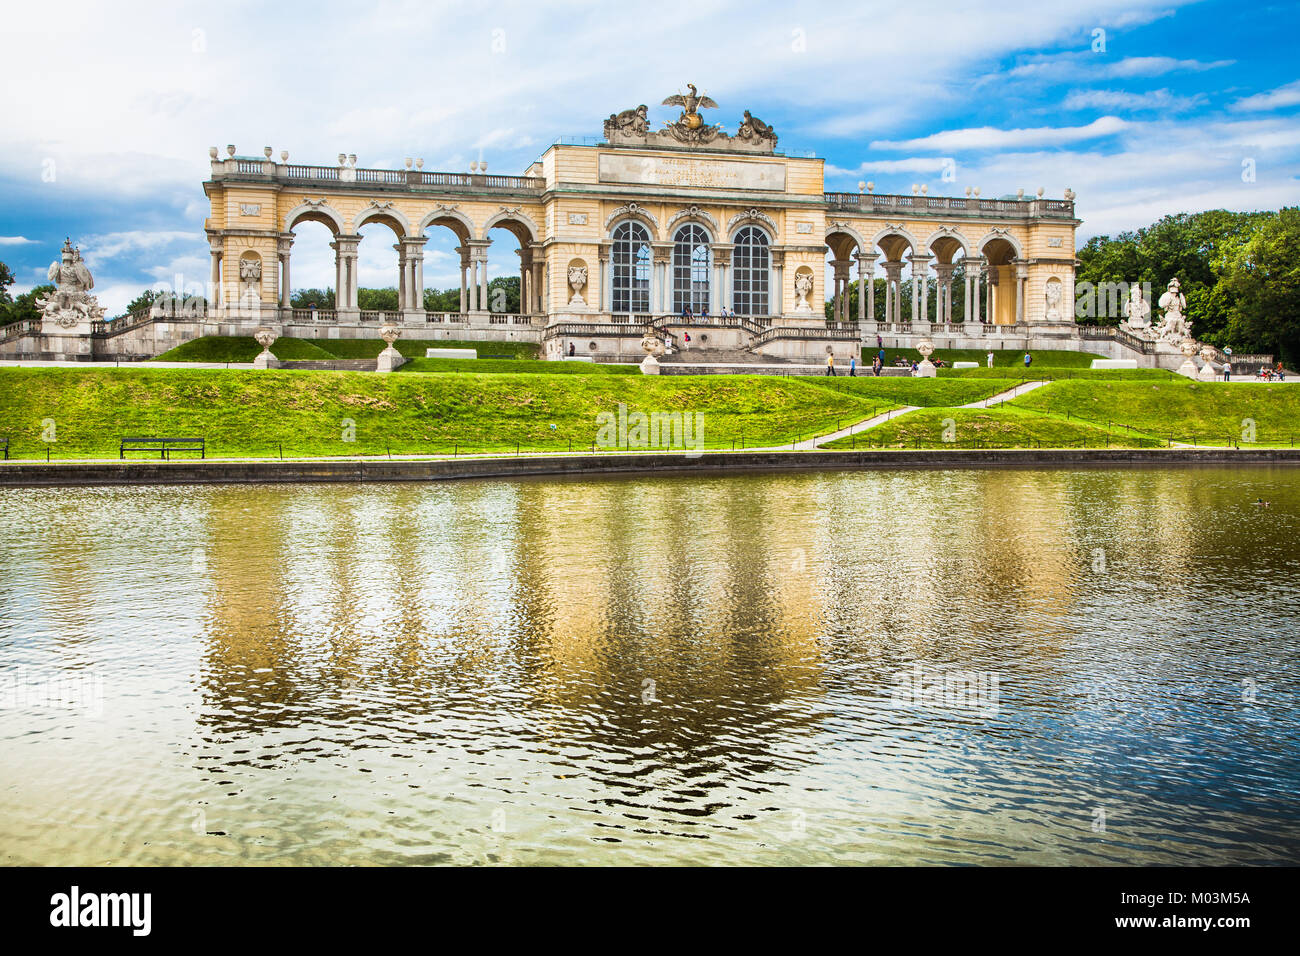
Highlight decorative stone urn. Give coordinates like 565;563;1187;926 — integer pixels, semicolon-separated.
567;266;588;307
376;322;405;373
1196;343;1219;382
639;331;665;375
252;327;278;369
1176;337;1199;379
915;338;937;378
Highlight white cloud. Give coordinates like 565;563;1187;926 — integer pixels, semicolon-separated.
1229;79;1300;113
1063;88;1201;112
871;117;1128;152
825;158;957;176
0;236;40;246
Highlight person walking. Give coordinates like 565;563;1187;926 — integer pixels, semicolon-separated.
986;350;994;368
568;342;575;357
1023;352;1033;368
826;353;836;376
683;331;691;350
1223;361;1231;381
872;355;882;377
849;355;857;377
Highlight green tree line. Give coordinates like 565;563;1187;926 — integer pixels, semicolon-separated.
1077;207;1300;364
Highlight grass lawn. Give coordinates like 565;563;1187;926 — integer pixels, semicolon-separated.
797;376;1020;407
940;367;1179;381
321;338;541;360
154;336;542;363
397;357;636;374
861;346;1105;369
822;406;1165;449
1010;379;1300;446
153;336;337;362
0;367;901;459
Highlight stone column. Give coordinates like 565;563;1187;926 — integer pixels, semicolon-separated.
771;249;785;317
909;254;932;325
531;247;544;315
882;261;903;325
652;244;672;315
1014;260;1028;325
209;242;223;310
933;263;954;325
393;243;408;311
455;247;469;314
596;241;611;315
331;234;361;314
467;256;479;312
471;242;490;314
973;258;987;324
860;252;877;324
277;236;292;311
714;246;731;313
399;237;427;318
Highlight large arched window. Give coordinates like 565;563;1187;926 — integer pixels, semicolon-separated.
732;226;770;316
611;221;652;314
672;224;711;314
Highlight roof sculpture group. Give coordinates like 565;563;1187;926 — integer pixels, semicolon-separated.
604;84;778;153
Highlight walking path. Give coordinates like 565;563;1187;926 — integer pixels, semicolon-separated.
754;379;1051;451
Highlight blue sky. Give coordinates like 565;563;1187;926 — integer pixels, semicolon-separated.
1;0;1296;315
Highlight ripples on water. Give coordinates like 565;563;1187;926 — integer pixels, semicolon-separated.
1;467;1298;865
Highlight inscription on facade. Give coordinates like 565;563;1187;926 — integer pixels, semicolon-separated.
795;222;813;234
1046;236;1063;247
598;154;786;192
239;203;262;216
568;213;588;225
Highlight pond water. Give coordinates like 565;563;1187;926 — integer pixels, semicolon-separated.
1;466;1297;865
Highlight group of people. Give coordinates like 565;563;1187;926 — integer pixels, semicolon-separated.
678;305;735;322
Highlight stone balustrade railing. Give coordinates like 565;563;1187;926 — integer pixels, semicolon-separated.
214;158;545;193
824;192;1075;219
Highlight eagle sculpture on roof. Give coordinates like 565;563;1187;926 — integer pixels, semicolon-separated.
662;84;718;130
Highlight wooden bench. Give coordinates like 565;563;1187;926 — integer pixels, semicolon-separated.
120;437;205;460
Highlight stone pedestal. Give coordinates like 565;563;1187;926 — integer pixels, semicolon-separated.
252;350;278;369
915;360;937;378
639;354;661;375
376;345;406;373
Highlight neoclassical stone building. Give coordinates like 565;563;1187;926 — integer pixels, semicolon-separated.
181;86;1085;363
4;86;1108;363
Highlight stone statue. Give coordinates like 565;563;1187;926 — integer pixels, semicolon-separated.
1156;277;1190;343
37;239;105;332
1044;281;1062;322
604;105;649;141
737;110;778;146
567;265;588;306
662;83;722;144
793;272;814;314
1121;283;1151;331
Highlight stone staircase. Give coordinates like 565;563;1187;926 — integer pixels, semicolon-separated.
659;347;798;366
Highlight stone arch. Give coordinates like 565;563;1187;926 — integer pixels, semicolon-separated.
667;204;720;237
977;229;1023;262
871;225;918;262
417;206;475;243
725;207;778;236
481;208;538;244
925;227;970;264
353;202;411;237
824;221;867;259
605;202;659;239
284;200;345;235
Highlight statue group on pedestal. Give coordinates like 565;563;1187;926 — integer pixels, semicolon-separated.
1120;278;1190;345
37;238;105;330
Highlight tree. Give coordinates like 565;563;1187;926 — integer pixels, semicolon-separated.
0;261;15;308
1219;206;1300;365
3;285;53;324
